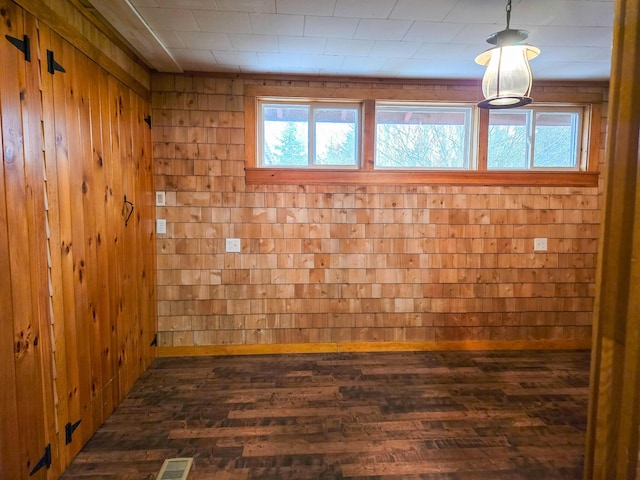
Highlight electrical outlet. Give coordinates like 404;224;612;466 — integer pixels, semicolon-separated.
226;238;241;253
155;191;166;206
534;237;547;252
156;219;167;234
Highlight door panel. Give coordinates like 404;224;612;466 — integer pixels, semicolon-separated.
1;2;157;477
42;25;158;468
0;2;55;478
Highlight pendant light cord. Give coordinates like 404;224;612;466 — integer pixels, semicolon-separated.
505;0;512;29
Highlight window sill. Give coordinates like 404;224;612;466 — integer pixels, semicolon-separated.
245;168;599;187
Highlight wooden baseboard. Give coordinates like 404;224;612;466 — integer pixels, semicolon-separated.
157;339;591;357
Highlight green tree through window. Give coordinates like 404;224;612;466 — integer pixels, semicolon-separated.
275;121;307;165
266;121;308;166
261;103;359;167
318;124;356;165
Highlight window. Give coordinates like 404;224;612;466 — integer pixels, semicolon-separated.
488;108;582;170
245;84;601;186
375;104;473;169
259;101;360;168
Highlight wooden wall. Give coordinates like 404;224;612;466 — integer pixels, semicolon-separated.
0;1;156;478
585;0;640;476
14;0;150;97
152;74;608;354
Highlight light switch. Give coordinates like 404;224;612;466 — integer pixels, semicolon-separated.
226;238;241;253
534;237;547;252
156;219;167;234
155;191;166;206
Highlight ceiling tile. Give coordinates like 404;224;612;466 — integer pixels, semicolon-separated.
338;55;388;73
215;0;276;13
213;50;259;65
354;19;413;40
548;1;614;27
176;31;233;50
412;42;482;62
382;57;482;79
533;61;611;80
380;57;432;77
275;0;336;15
506;0;571;26
250;13;304;35
525;25;613;48
334;0;396;19
154;0;218;8
417;60;484;79
257;51;303;69
303;15;359;38
325;38;374;56
443;0;511;24
278;36;327;54
449;23;508;46
195;11;252;33
206;64;241;72
390;0;457;22
371;40;421;58
135;7;199;30
131;0;159;6
100;0;615;80
404;21;466;43
537;46;612;63
299;54;345;69
229;33;280;52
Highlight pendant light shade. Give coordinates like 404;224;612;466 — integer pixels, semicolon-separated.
475;1;540;109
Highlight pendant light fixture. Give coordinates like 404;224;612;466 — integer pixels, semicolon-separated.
475;0;540;109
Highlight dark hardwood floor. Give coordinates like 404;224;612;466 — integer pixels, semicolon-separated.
61;350;591;479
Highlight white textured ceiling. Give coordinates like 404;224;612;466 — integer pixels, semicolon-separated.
90;0;615;81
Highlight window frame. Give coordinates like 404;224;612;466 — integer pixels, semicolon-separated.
487;105;586;172
244;84;602;187
374;102;477;171
258;99;363;169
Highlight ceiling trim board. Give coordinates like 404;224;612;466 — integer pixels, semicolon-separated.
87;0;182;73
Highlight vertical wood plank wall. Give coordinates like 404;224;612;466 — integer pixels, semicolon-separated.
1;2;54;477
152;74;608;353
585;0;640;477
0;1;156;478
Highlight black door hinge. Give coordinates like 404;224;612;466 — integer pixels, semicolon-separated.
144;115;151;129
150;334;158;347
29;443;51;476
46;50;65;75
65;419;82;445
5;34;31;61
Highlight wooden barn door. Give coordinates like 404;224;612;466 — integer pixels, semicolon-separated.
0;2;58;479
38;17;157;471
39;27;135;465
2;3;157;477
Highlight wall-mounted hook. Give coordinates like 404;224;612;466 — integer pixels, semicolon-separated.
123;195;134;227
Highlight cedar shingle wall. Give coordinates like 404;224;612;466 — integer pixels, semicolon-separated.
152;74;606;348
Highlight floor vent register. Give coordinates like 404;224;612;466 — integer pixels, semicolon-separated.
157;458;193;480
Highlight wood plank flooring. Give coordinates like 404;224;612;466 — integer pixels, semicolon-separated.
61;350;591;479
